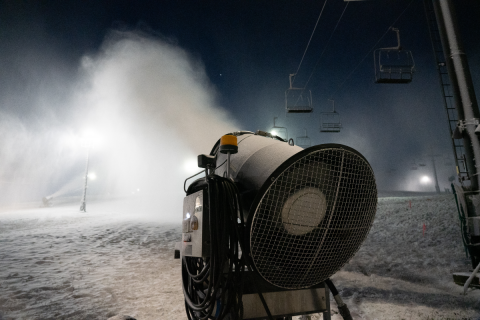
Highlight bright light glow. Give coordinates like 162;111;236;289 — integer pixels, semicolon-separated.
79;128;106;149
186;212;191;219
420;176;430;184
184;158;200;174
62;129;105;150
88;172;97;180
271;130;278;136
80;129;95;148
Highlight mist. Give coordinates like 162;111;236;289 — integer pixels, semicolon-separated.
0;30;238;221
0;26;462;217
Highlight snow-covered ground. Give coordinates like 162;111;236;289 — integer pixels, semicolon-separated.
328;194;480;320
0;194;479;320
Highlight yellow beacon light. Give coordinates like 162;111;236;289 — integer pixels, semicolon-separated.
220;134;238;179
219;135;238;154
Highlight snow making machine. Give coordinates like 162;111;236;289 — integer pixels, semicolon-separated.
176;131;378;319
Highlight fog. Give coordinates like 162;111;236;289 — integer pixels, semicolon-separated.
0;30;238;221
0;25;464;218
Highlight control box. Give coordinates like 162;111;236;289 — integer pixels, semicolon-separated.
182;189;210;257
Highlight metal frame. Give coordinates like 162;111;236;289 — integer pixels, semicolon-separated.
296;129;312;148
242;271;329;319
320;100;342;133
374;28;415;84
271;117;288;140
80;145;90;212
424;0;473;186
285;74;314;114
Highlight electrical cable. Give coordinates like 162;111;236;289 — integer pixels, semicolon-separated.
328;0;415;100
292;0;329;87
182;175;275;320
223;180;274;320
182;175;247;320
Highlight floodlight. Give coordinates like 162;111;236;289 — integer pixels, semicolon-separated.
420;176;431;184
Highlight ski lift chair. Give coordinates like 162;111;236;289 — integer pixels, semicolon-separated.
410;160;418;170
271;117;288;141
418;159;427;167
296;129;312;148
374;28;415;84
320;99;342;133
285;74;313;113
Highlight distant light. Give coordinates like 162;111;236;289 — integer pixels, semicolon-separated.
186;212;191;219
88;172;97;180
271;130;278;136
62;129;104;150
80;129;96;147
137;188;140;192
420;176;430;184
79;128;105;149
184;158;199;174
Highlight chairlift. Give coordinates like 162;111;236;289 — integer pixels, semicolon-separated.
418;159;427;167
374;28;415;84
410;160;418;170
320;99;342;133
270;117;288;140
296;129;312;148
285;74;313;113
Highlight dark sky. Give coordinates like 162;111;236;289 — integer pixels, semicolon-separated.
1;0;480;193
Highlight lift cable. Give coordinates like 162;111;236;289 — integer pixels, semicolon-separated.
302;1;350;91
291;0;328;87
329;0;415;99
291;2;348;109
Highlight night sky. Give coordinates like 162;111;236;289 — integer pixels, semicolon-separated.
1;0;480;200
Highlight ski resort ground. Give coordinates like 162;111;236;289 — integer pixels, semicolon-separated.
0;194;479;320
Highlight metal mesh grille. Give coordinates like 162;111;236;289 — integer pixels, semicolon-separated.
250;148;377;289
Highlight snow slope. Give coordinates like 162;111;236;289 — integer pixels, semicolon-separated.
327;194;480;320
0;194;479;319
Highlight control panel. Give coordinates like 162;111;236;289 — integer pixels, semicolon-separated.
182;189;210;257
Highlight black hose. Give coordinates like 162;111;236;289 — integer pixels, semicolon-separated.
324;279;338;296
182;175;249;320
325;278;353;320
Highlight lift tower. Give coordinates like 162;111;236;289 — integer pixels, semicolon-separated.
430;0;480;268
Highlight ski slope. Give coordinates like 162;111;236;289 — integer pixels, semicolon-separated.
0;194;478;319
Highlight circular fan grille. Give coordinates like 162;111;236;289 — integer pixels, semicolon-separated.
250;147;377;289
